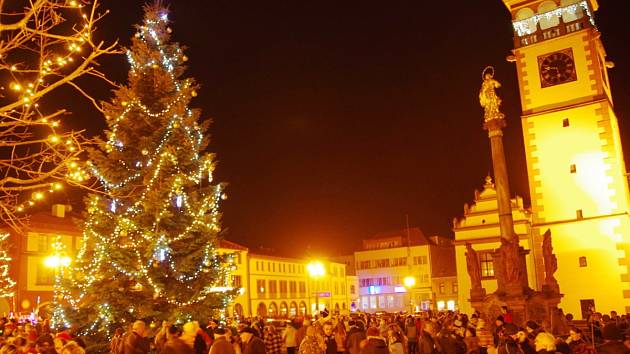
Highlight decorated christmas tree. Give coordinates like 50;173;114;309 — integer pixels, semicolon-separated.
0;233;16;298
65;4;236;335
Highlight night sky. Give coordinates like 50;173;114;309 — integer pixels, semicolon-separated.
70;1;630;256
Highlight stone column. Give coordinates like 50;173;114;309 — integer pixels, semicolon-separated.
484;118;517;242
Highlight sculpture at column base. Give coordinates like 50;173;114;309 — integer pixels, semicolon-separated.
542;229;561;295
470;288;487;301
466;243;487;300
471;290;563;331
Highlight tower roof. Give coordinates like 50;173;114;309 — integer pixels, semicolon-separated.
452;175;531;231
501;0;598;13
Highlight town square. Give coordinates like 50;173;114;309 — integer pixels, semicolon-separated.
0;0;629;353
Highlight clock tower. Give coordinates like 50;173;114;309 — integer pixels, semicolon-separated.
502;0;630;316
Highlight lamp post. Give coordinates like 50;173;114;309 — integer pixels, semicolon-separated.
404;276;416;313
307;261;326;316
45;237;71;330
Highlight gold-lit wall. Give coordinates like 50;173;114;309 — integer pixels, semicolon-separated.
454;179;537;315
507;0;630;315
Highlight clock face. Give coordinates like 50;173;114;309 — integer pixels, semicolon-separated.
538;49;577;88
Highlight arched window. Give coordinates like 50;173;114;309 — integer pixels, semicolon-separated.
257;302;267;317
299;301;307;315
280;302;288;318
515;7;536;34
516;7;535;20
538;1;560;29
289;302;298;317
561;0;583;23
269;302;278;317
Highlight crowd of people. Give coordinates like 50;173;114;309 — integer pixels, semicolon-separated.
0;308;629;354
0;318;85;354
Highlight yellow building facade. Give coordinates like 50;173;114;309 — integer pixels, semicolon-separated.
6;205;81;316
248;254;350;317
4;208;351;320
502;0;630;316
453;177;536;315
218;240;250;318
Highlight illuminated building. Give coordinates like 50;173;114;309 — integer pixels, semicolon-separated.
354;228;456;312
330;255;360;312
2;205;80;316
502;0;630;316
217;240;250;318
2;207;351;319
248;254;350;317
453;177;536;315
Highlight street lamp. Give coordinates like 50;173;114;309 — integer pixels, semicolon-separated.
44;255;71;268
45;237;71;329
307;261;326;316
403;276;416;313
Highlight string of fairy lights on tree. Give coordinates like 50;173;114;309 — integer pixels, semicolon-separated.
64;6;238;332
48;236;72;330
0;234;16;298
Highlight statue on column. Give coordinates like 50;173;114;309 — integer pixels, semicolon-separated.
500;237;523;285
466;243;483;292
479;66;505;122
542;229;560;294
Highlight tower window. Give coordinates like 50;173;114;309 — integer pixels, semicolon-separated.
570;164;577;173
563;118;570;127
576;209;583;219
579;256;587;267
479;252;495;278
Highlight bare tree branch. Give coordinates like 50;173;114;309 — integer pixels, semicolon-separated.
0;0;120;230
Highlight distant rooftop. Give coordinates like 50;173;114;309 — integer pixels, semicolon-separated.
218;239;249;251
361;227;434;250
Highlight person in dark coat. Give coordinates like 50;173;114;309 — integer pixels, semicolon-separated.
210;328;236;354
35;334;57;354
359;327;388;354
323;322;337;354
124;321;151;354
497;324;521;354
419;322;438;354
596;323;629;354
162;325;195;354
346;321;366;354
240;327;266;354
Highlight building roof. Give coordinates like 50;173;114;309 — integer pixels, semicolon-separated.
429;245;457;277
21;210;82;235
218;239;249;251
364;227;432;247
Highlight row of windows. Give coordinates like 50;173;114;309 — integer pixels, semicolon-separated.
363;241;402;250
413;256;428;265
357;255;427;270
360;294;404;310
360;277;391;287
256;279;307;296
359;274;430;288
253;261;345;277
438;282;458;294
254;261;305;274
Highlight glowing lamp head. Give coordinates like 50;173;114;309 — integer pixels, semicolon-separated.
307;261;326;278
403;276;416;288
45;255;71;268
